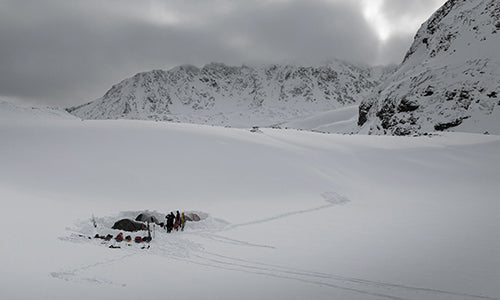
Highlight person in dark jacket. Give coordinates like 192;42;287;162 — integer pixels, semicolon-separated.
180;212;185;231
174;211;181;231
166;212;175;233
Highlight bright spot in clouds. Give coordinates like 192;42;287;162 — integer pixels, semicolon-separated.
360;0;446;42
361;0;391;41
149;3;182;26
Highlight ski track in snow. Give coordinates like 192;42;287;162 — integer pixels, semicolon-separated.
192;232;275;249
50;253;133;287
225;191;349;230
56;191;499;300
180;251;499;300
225;203;333;230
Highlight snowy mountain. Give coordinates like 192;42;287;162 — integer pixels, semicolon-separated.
358;0;500;135
68;61;394;127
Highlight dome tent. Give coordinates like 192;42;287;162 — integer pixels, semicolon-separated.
183;212;201;221
135;213;160;225
111;219;148;232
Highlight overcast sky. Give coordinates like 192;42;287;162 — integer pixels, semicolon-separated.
0;0;447;107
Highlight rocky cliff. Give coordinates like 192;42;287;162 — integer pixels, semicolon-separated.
358;0;500;135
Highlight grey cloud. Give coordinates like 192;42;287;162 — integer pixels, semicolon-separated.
0;0;242;106
209;0;380;64
0;0;403;107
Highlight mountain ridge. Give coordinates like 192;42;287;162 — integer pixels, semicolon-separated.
67;61;395;128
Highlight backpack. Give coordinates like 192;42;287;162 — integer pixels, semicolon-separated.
115;232;124;242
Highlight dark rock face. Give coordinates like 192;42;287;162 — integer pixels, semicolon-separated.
398;98;420;113
434;117;468;131
376;100;397;130
357;101;373;126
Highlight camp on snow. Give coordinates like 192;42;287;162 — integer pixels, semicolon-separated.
110;211;203;233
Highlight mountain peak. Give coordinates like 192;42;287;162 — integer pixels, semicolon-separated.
403;0;499;65
359;0;500;135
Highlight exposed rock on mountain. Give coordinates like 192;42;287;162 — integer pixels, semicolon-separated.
68;61;394;128
358;0;500;135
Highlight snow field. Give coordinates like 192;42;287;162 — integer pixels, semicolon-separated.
1;114;499;299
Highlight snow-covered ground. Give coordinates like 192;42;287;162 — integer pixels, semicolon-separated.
1;102;499;300
282;105;359;133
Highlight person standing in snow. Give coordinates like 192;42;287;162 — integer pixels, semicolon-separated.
174;210;180;231
181;212;185;231
166;212;175;233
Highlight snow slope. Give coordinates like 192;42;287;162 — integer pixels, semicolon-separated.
358;0;500;135
1;102;499;299
282;105;359;133
68;62;394;128
0;98;76;121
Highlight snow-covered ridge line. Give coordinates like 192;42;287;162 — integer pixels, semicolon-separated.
67;61;395;128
